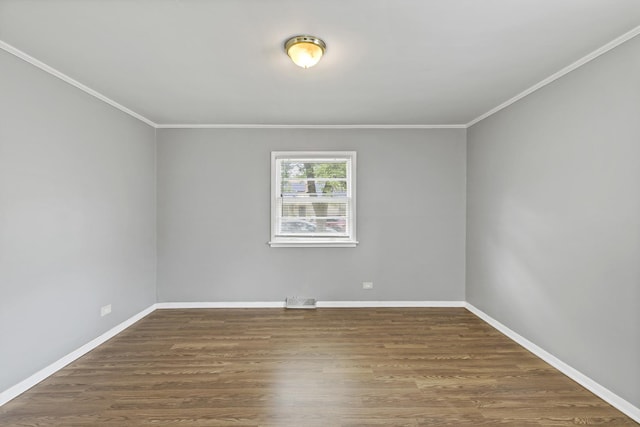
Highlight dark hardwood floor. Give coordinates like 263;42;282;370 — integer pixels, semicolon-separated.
0;308;636;426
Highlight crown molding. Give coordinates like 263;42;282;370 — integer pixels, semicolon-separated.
0;39;158;128
0;40;462;130
155;124;467;129
4;23;640;131
466;24;640;127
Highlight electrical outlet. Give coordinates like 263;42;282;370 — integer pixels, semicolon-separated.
100;304;112;317
362;282;374;290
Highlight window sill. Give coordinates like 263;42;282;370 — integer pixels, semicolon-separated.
268;240;359;248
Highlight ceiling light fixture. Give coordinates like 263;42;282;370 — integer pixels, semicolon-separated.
284;35;326;69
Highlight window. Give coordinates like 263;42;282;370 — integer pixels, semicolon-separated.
270;151;357;247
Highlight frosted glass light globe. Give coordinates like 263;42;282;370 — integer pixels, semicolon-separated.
285;36;326;68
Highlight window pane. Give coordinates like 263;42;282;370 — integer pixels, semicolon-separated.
278;218;346;236
281;179;347;196
281;199;348;218
280;159;348;197
280;161;347;181
277;198;349;235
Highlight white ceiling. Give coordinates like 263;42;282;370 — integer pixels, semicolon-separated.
1;0;639;126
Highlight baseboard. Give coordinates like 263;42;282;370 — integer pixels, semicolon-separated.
3;300;637;424
316;300;466;308
0;304;156;407
155;301;286;308
1;300;463;406
464;302;640;424
156;301;465;309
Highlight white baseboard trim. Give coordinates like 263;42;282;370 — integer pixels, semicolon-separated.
3;301;638;424
155;301;465;309
155;301;286;309
0;304;156;407
464;302;640;424
316;300;466;308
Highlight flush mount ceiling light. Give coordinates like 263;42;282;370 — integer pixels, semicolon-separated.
284;35;326;68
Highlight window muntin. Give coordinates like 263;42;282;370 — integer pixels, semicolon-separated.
270;152;357;247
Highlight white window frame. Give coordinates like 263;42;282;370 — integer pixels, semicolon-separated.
269;151;357;248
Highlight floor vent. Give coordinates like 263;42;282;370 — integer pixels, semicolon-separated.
285;297;317;309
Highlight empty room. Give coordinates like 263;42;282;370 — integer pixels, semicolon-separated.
1;0;639;425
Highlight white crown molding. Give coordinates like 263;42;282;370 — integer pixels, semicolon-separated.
0;304;156;407
4;24;640;130
0;39;158;128
465;303;640;424
155;124;467;129
466;24;640;127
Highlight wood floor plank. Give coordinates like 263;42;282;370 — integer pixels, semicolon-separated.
0;308;636;426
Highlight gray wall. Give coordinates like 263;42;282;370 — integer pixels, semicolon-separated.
157;128;466;303
467;36;640;406
0;50;157;391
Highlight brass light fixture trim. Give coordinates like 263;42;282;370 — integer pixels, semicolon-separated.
284;35;326;68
